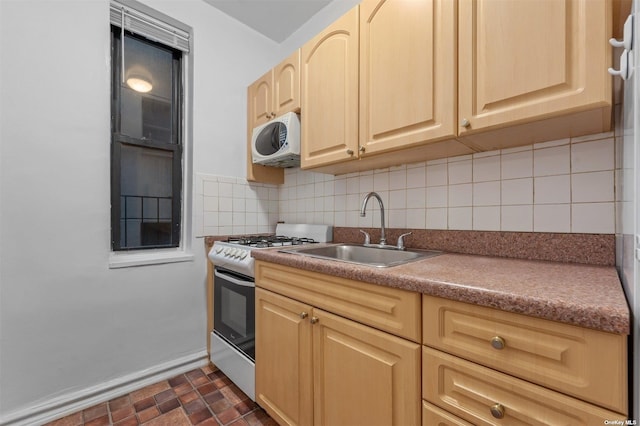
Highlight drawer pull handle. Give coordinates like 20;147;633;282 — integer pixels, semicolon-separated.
299;312;308;319
490;403;505;419
491;336;505;350
310;316;319;324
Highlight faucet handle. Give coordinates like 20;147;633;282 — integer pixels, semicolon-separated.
359;230;371;245
396;232;412;250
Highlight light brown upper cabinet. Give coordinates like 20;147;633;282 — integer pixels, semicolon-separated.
300;7;360;170
248;50;301;128
300;0;612;174
359;0;456;155
457;0;612;150
246;50;300;184
301;1;472;173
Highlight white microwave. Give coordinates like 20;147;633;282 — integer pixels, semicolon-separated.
251;112;300;168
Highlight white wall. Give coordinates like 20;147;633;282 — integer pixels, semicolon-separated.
0;0;282;423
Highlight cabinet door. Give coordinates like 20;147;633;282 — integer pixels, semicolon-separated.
312;308;421;426
301;6;359;169
458;0;611;135
360;0;456;155
255;288;313;426
248;70;273;128
274;49;301;117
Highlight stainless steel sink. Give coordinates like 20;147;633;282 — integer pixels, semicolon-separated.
280;244;441;268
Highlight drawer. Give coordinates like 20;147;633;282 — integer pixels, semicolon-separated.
423;400;473;426
422;295;627;413
255;260;421;342
423;346;627;425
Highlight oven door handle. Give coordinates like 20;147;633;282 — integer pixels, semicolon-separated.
215;269;255;288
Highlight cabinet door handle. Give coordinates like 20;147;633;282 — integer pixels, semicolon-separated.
359;146;366;153
346;149;354;156
310;316;319;324
460;118;471;128
299;312;308;319
491;336;505;350
490;403;505;419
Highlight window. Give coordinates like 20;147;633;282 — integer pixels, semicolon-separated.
110;1;189;251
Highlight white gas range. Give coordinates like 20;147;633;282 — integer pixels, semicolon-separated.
208;223;333;277
207;223;332;401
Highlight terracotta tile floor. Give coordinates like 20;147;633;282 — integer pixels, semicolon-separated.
44;365;276;426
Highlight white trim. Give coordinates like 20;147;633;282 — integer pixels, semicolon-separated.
0;351;209;426
109;248;194;268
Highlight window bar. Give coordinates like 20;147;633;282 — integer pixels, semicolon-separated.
123;195;128;248
121;7;125;85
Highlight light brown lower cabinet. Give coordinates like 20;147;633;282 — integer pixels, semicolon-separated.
256;287;421;426
255;262;628;425
423;346;627;425
422;400;473;426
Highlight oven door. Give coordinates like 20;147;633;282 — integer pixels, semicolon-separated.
213;267;255;361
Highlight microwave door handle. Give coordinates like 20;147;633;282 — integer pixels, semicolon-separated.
214;270;255;288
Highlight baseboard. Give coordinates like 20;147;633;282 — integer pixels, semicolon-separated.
0;350;209;426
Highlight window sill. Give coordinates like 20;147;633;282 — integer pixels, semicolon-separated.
109;248;194;268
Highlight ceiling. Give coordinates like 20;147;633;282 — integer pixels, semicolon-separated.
202;0;333;43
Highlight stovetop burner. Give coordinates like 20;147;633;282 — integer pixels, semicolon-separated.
209;224;332;278
226;235;318;248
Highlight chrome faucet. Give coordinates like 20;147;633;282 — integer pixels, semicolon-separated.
360;192;387;245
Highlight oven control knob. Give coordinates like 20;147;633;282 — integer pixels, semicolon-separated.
239;251;248;260
215;247;223;254
234;249;241;258
224;248;232;257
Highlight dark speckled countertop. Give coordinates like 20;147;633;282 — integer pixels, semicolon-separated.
251;245;630;335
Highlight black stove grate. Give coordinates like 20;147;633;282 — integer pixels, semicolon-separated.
226;235;318;248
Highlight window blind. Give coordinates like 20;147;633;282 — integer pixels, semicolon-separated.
110;1;190;52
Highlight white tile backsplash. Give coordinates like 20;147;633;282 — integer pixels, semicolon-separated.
406;208;426;228
448;207;473;230
501;205;533;232
534;175;571;204
426;162;448;186
448;183;473;207
501;149;533;179
448;159;472;184
426;208;448;229
534;204;571;232
195;173;278;236
473;154;501;182
426;186;448;208
473;181;501;206
571;171;614;203
572;202;615;234
389;168;408;190
501;178;533;206
571;139;615;173
197;135;616;236
533;145;570;176
473;206;501;231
